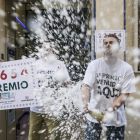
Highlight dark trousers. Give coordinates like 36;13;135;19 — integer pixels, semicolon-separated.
85;119;124;140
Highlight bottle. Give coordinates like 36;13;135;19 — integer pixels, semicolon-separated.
88;108;104;122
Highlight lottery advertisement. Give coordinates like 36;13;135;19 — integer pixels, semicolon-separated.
95;30;126;52
0;59;38;110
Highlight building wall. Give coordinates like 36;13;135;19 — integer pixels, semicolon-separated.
93;0;137;67
125;2;140;139
0;0;6;61
96;0;124;60
0;0;7;139
126;0;134;66
133;0;138;72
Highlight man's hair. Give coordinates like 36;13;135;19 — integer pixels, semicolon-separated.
104;34;120;44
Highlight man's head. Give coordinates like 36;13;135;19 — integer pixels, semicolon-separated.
42;42;52;52
41;41;57;62
38;41;54;59
103;34;120;57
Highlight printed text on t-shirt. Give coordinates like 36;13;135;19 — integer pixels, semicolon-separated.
96;73;123;99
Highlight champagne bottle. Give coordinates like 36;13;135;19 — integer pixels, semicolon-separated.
88;108;104;122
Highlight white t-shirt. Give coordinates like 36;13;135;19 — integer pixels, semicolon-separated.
30;59;70;114
83;57;136;127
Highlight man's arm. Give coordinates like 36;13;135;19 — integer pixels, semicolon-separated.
104;93;129;114
110;93;129;110
81;83;91;111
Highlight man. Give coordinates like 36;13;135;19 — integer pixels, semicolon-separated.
29;42;70;140
81;34;136;140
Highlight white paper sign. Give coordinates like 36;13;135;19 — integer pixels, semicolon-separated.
95;30;125;52
0;59;38;110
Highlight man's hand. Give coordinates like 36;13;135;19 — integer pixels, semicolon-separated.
101;111;108;124
101;107;115;124
84;103;89;113
102;110;108;115
109;93;129;111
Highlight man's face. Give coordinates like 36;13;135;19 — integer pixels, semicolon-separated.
42;42;52;52
103;37;120;57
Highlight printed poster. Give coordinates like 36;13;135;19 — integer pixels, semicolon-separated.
0;59;38;110
95;30;126;52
